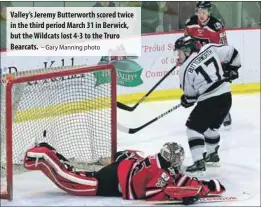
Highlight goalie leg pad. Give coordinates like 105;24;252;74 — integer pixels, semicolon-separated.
24;146;98;196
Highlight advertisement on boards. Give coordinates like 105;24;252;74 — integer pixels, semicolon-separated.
0;29;260;97
0;33;183;96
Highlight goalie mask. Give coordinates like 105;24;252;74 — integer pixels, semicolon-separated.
160;142;185;169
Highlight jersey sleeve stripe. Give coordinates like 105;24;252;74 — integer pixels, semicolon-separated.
227;48;239;65
130;183;138;199
125;162;136;199
213;179;221;192
176;175;189;187
203;79;226;94
145;188;163;198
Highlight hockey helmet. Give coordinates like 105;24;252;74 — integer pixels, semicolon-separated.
196;1;212;9
196;1;212;14
160;142;185;168
174;36;199;56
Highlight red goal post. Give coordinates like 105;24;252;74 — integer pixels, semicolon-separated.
0;64;117;200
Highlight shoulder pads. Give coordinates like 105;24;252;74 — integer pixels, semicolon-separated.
208;16;224;31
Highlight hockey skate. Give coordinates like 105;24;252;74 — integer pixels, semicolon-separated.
185;159;206;176
203;146;220;167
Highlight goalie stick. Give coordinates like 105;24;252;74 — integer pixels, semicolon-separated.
117;103;181;134
117;66;177;112
125;192;252;205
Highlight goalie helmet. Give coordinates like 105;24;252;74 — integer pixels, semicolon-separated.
160;142;185;168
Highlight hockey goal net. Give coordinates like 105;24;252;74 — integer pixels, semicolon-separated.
0;64;117;200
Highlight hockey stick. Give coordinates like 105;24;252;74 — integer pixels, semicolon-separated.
125;192;252;205
118;78;231;134
117;103;181;134
117;66;177;112
130;195;246;205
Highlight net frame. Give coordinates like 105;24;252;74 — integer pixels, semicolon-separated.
0;64;117;201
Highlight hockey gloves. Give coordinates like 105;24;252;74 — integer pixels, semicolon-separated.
224;70;239;82
180;94;196;108
222;64;240;82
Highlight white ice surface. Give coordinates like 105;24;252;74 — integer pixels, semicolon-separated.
1;94;260;206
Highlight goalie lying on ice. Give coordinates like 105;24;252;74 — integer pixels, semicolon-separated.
24;142;225;205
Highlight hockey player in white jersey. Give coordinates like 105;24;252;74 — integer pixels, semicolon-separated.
174;36;241;173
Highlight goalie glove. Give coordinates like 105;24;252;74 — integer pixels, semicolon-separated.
164;185;202;205
184;177;225;197
201;179;226;196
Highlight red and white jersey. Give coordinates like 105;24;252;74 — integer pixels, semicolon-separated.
117;153;193;201
185;15;228;45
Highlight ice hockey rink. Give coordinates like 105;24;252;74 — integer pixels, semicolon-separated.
1;93;260;206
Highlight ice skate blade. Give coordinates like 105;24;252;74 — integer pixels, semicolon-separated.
205;162;221;167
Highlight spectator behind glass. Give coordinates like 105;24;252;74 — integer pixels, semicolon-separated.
93;1;115;7
1;2;13;50
178;2;196;30
162;1;179;31
211;4;226;25
141;1;160;33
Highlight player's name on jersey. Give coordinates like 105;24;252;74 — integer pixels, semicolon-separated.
189;49;213;70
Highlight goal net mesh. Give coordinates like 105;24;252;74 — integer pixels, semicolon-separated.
0;65;116;198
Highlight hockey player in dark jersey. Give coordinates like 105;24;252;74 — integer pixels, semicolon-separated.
184;1;227;45
174;36;240;173
24;142;225;205
184;1;232;129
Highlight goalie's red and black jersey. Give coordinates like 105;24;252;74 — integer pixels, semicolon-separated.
117;153;173;200
117;153;194;201
185;15;228;45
